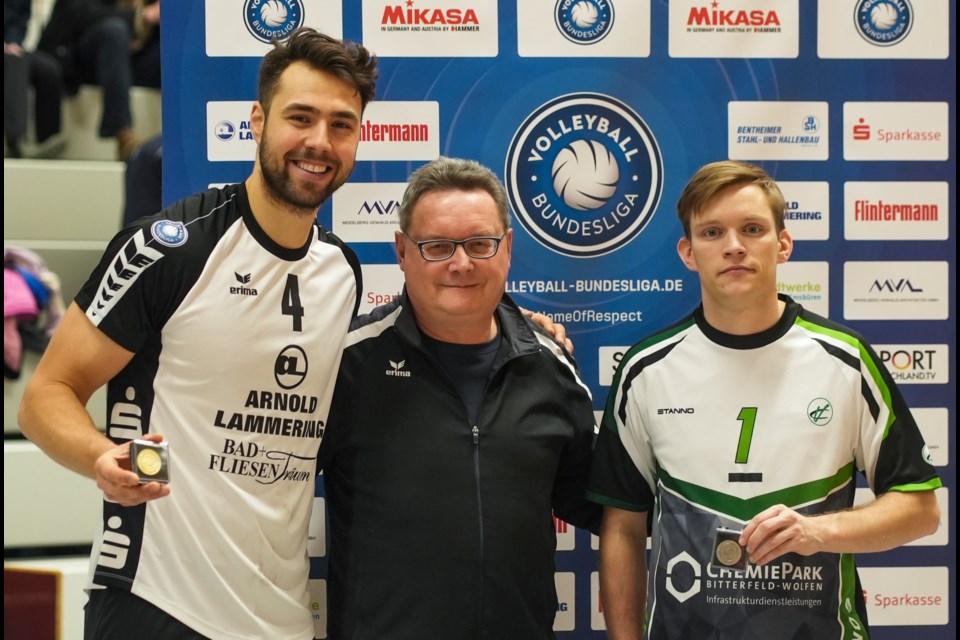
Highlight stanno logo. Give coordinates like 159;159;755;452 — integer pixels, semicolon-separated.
231;272;259;296
806;398;833;426
555;0;615;45
657;407;695;415
869;279;922;293
386;359;412;377
357;200;401;216
505;93;663;258
244;0;304;44
855;0;912;47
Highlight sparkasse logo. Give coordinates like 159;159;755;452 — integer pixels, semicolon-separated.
843;102;948;160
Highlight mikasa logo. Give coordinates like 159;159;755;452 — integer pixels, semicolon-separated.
385;360;411;377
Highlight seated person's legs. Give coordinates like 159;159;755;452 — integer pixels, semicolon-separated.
73;16;138;159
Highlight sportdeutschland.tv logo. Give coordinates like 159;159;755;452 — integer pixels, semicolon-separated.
855;0;912;47
505;93;663;258
245;0;304;44
555;0;614;45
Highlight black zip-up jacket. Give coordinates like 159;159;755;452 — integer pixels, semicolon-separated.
319;291;601;640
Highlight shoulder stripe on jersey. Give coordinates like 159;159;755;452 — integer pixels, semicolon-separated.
796;315;894;437
87;193;242;326
606;317;696;433
86;229;165;325
534;333;593;402
345;305;402;348
615;342;680;427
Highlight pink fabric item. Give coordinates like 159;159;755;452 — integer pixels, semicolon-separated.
4;268;38;319
4;317;23;375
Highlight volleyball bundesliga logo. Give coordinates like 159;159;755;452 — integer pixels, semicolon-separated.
244;0;304;44
555;0;614;45
505;93;663;258
855;0;912;47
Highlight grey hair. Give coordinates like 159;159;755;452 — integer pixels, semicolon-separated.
398;157;511;232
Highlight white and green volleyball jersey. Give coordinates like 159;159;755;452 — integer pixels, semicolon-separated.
588;295;940;640
76;183;361;640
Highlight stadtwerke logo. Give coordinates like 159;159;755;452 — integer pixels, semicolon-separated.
506;93;663;258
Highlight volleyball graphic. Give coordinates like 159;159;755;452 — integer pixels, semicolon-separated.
570;1;599;29
551;140;619;211
869;2;899;30
261;0;289;27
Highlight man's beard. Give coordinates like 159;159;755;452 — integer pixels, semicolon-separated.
258;131;351;213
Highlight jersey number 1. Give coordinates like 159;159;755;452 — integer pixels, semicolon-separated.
282;274;304;332
734;407;758;464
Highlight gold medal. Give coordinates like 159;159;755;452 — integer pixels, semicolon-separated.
716;539;743;566
136;448;163;477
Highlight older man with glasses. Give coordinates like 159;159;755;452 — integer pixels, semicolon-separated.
318;156;601;640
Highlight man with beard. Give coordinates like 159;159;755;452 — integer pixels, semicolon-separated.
18;29;377;639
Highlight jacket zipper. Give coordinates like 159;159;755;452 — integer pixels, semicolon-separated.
473;424;484;638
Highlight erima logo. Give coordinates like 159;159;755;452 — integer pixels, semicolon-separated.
806;398;833;426
505;92;663;257
230;272;258;296
855;0;912;47
555;0;615;45
657;407;694;415
244;0;303;44
385;360;411;377
88;230;164;323
869;279;922;293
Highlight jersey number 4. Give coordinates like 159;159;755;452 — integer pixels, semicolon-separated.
282;274;304;332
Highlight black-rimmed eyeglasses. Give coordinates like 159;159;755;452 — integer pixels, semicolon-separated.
402;232;507;262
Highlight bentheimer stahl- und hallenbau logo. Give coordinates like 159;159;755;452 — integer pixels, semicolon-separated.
506;93;663;258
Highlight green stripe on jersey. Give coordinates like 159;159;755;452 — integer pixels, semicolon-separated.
795;316;895;439
838;553;868;640
659;462;855;521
